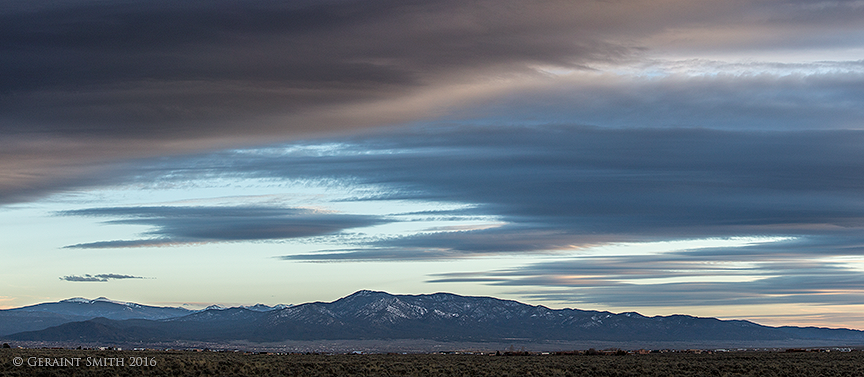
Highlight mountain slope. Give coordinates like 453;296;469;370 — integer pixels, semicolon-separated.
7;297;194;320
7;290;864;344
0;311;90;337
254;291;787;341
0;297;194;337
0;297;291;336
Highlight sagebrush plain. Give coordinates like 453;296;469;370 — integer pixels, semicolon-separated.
3;348;864;376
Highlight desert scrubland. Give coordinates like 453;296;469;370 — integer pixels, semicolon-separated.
3;348;864;376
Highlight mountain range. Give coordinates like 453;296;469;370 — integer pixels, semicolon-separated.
0;296;286;337
3;291;864;346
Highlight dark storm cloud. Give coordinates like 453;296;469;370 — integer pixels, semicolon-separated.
60;206;389;248
457;71;864;130
0;0;631;138
0;0;639;204
59;273;145;282
2;0;864;206
10;0;857;138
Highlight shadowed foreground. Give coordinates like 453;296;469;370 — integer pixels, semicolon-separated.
3;349;864;376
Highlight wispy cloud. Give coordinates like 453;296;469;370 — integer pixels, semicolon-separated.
202;125;864;261
429;236;864;307
199;125;864;308
59;274;145;282
60;205;389;249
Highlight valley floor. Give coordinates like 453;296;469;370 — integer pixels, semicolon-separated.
2;348;864;376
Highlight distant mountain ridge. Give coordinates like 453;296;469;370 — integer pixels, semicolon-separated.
0;296;288;337
12;297;195;320
4;290;864;345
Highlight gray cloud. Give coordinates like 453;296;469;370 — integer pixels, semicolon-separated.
61;206;389;249
143;122;864;308
6;0;864;311
0;0;631;138
281;248;463;262
59;273;145;282
3;0;863;206
457;71;864;131
197;125;864;260
44;118;864;308
6;69;863;206
428;237;864;307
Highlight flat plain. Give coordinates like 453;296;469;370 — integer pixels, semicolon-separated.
3;348;864;376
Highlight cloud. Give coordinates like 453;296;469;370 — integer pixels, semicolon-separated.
457;70;864;131
218;126;859;315
36;110;864;308
193;125;863;260
60;205;390;248
0;0;637;140
6;68;864;207
3;0;863;205
5;0;864;312
281;248;462;262
427;236;864;307
59;274;145;282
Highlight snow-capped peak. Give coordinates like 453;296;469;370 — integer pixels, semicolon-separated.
240;303;292;311
58;297;143;308
94;297;142;307
60;297;93;304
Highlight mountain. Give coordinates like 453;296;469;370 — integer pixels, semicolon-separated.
251;290;786;342
0;297;192;336
241;303;292;311
5;290;864;345
0;297;292;337
207;303;292;312
7;297;195;320
0;311;90;338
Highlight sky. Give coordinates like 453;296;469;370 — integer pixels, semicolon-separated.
2;0;864;329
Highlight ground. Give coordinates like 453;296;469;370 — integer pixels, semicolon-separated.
3;348;864;376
